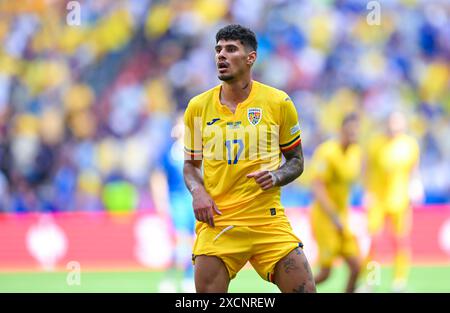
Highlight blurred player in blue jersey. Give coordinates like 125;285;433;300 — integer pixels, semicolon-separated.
151;113;196;293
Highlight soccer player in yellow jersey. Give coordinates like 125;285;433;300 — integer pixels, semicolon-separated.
183;24;316;293
310;114;362;293
364;111;421;292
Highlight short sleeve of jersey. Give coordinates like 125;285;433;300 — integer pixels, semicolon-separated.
183;101;203;160
310;144;332;182
279;96;302;152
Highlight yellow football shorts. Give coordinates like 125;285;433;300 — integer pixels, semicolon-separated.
368;201;412;237
311;213;359;268
192;220;303;283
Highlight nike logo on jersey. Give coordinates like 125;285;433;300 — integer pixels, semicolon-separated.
207;118;220;125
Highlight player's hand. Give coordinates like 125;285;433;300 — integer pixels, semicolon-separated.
192;188;222;227
247;170;279;190
331;215;344;234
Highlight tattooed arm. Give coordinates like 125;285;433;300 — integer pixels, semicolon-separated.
247;142;304;190
183;159;205;194
184;159;221;227
273;142;304;186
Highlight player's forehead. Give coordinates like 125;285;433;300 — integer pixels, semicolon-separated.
344;119;358;129
215;39;244;49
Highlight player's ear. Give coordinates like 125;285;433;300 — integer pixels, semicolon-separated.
247;51;257;66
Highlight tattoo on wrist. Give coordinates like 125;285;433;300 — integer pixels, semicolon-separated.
270;171;280;186
189;185;203;194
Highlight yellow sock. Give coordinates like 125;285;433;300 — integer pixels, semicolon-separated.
393;249;410;283
360;254;372;280
357;244;380;290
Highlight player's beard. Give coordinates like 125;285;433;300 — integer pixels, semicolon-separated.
218;73;234;81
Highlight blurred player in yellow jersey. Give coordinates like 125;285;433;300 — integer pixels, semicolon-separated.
310;113;362;293
364;111;422;292
183;25;315;293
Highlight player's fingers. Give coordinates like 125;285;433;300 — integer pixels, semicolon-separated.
206;209;215;227
196;208;207;223
195;209;203;222
193;206;201;221
212;201;222;215
256;170;269;178
247;170;268;179
260;181;273;190
255;173;272;184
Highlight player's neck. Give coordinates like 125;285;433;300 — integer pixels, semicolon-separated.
220;77;253;109
387;132;402;141
340;138;351;151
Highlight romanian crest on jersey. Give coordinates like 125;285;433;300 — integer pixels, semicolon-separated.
247;108;262;126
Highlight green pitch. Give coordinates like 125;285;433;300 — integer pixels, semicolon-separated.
1;265;449;292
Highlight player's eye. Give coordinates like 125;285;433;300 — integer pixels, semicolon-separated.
227;46;237;52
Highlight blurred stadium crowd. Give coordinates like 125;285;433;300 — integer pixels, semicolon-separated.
0;0;448;213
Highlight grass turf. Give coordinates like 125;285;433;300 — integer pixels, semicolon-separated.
1;265;449;293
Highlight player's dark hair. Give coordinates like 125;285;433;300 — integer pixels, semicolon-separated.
216;24;258;52
342;112;358;127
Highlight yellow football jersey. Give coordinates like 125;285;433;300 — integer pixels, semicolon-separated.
366;133;420;212
184;81;302;226
310;140;362;219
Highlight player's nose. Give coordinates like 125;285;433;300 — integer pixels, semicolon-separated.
217;50;227;60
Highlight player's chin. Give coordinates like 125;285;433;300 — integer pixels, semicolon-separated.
218;74;234;81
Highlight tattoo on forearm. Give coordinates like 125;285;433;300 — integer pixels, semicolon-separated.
273;144;304;186
185;175;203;194
183;162;205;194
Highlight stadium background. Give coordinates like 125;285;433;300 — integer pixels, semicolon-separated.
0;0;449;292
